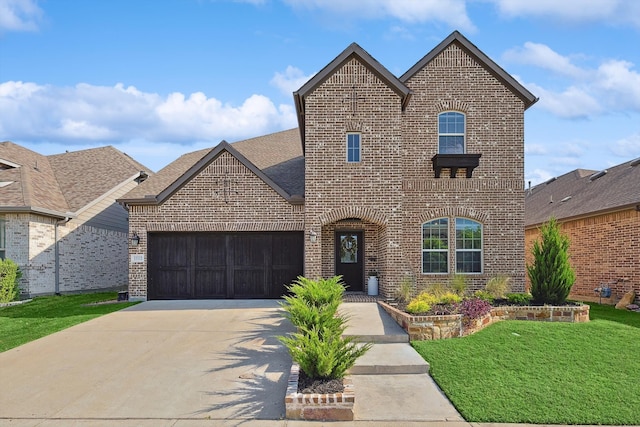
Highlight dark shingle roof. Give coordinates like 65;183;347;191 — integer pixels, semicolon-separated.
525;159;640;226
120;128;304;203
0;141;151;217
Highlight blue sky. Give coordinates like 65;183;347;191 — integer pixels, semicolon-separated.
1;0;639;185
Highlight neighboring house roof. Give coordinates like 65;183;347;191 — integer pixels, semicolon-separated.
0;141;151;218
400;31;538;110
294;42;412;153
525;157;640;227
119;128;304;205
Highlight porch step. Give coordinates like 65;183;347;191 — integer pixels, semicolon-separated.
349;343;430;375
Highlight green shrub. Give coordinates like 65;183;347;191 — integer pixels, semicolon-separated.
450;274;467;296
506;292;533;305
0;258;22;303
485;275;511;299
280;276;344;335
527;218;576;305
474;289;494;303
437;291;462;305
406;299;432;314
279;276;371;380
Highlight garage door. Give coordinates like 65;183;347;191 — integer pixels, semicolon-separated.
147;232;303;299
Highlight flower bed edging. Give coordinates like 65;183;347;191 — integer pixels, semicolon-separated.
284;363;355;421
378;301;590;341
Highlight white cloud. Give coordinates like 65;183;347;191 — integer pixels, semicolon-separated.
490;0;640;27
0;0;43;32
503;42;586;79
610;133;640;157
0;80;297;144
526;82;602;119
270;66;314;96
282;0;475;32
524;143;548;155
595;60;640;110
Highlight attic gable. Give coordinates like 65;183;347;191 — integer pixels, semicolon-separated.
400;31;538;110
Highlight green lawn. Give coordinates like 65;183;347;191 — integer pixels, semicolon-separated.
412;303;640;425
0;292;139;353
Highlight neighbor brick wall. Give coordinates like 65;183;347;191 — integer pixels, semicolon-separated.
525;208;640;303
127;152;305;299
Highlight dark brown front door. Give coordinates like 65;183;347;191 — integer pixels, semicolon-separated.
335;231;363;292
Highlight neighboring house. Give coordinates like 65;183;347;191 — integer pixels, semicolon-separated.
119;31;537;300
525;158;640;303
0;142;151;296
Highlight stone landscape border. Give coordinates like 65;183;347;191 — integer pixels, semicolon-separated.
379;301;590;341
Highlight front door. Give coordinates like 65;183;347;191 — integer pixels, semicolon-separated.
335;231;363;292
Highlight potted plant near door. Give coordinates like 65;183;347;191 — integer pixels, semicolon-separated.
367;271;378;296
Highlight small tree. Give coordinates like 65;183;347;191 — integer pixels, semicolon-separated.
0;258;22;303
527;218;576;305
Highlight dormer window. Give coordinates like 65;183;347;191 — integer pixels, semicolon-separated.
346;133;361;163
438;112;465;154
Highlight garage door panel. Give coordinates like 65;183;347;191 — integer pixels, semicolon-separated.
152;269;190;299
233;235;266;267
194;269;226;298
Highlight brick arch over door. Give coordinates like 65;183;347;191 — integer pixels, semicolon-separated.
318;206;388;226
419;206;489;224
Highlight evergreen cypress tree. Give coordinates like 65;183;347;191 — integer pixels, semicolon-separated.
527;218;576;305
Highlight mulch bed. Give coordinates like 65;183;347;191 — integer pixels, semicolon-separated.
297;370;344;394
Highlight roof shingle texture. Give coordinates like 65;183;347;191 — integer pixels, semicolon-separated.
122;128;304;201
525;159;640;226
1;141;151;215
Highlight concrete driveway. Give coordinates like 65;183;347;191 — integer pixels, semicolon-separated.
0;300;295;424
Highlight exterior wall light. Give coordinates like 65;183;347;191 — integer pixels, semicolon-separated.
130;232;140;247
308;230;317;243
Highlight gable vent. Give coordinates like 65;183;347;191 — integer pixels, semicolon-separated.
589;170;607;181
630;157;640;167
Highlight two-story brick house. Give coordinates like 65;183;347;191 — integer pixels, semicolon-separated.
120;31;537;300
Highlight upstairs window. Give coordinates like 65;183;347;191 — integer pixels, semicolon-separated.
438;112;465;154
346;133;361;162
455;218;482;273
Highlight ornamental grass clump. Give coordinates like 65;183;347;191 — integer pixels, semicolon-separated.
0;258;22;303
527;218;576;305
279;276;371;380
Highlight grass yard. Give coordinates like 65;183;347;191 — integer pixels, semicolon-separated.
412;303;640;425
0;292;139;353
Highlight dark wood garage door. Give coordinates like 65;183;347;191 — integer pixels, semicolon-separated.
147;232;303;299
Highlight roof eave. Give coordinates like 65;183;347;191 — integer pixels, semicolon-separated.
525;203;640;229
0;206;76;219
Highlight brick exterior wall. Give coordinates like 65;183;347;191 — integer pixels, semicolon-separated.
4;212;128;296
127;152;305;299
304;44;527;299
525;208;640;304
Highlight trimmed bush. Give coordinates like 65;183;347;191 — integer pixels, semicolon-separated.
0;258;21;303
279;276;371;380
506;292;533;305
527;218;576;305
474;289;494;303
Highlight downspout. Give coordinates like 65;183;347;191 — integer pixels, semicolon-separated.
54;217;71;295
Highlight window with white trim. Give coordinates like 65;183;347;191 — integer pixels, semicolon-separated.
438;112;465;154
422;218;449;273
346;133;361;163
455;218;482;273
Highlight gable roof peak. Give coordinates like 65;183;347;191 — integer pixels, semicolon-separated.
400;30;538;110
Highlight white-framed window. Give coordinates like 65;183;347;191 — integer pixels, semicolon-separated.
422;218;449;274
438;111;465;154
0;216;6;260
455;218;482;273
346;133;361;163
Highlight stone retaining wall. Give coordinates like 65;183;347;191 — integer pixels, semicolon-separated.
379;301;590;341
